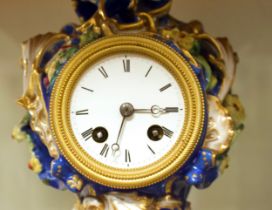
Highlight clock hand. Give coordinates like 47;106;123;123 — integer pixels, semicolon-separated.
111;116;126;153
134;105;180;115
111;103;134;153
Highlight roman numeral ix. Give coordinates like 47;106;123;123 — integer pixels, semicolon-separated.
81;127;93;141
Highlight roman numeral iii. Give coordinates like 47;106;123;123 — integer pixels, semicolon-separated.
162;126;174;138
165;107;179;113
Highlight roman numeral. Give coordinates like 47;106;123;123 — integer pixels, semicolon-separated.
165;107;179;113
123;57;130;72
76;109;89;115
162;126;174;138
81;127;93;141
81;87;93;92
125;149;131;163
147;145;155;154
160;83;172;92
98;66;108;78
145;65;153;77
100;144;109;157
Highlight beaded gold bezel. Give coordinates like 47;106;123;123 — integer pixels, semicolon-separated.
50;34;205;189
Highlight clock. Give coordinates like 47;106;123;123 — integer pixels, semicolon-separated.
14;1;244;208
50;34;206;189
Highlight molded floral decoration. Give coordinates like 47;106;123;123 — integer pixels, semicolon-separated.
13;0;245;209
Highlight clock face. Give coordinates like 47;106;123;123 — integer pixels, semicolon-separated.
50;35;205;188
70;53;185;169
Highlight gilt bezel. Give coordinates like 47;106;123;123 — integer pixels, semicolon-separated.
49;34;205;189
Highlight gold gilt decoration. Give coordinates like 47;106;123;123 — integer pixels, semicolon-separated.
73;192;190;210
194;34;238;101
17;33;68;158
28;155;42;173
223;94;245;132
50;34;205;189
67;175;84;191
215;38;238;101
203;95;234;154
12;114;30;143
155;195;182;210
73;193;153;210
161;28;199;68
219;155;230;174
161;28;238;101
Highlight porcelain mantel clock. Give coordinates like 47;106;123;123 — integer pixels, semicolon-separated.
13;0;245;209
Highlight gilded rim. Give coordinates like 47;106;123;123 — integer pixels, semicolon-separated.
50;34;205;189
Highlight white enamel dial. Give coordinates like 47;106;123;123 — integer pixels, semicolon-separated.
70;53;185;169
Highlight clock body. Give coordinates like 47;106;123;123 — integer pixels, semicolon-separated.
50;34;206;189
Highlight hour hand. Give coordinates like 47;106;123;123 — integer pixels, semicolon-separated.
134;105;180;116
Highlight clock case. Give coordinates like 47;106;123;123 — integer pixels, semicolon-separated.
19;27;213;198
